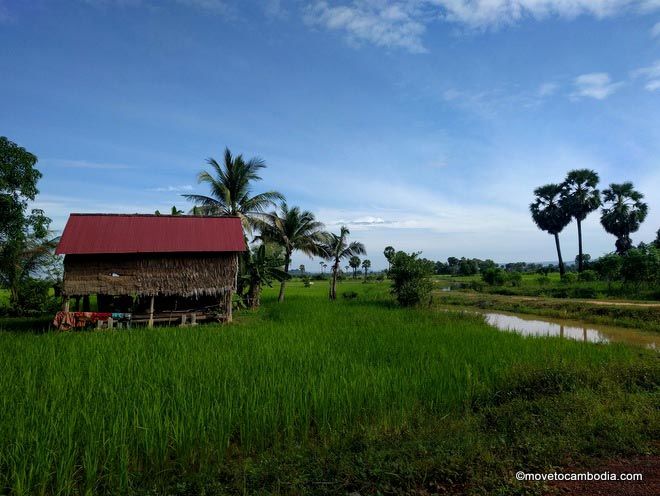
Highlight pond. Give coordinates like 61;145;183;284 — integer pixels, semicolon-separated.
442;307;659;350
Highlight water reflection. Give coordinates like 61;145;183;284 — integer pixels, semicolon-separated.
476;311;658;350
485;313;608;343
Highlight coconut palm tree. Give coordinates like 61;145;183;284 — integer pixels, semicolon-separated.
241;244;288;309
318;226;366;300
298;264;305;275
183;148;283;234
562;169;601;272
530;184;572;276
348;255;361;278
361;259;371;280
600;182;648;254
255;202;327;302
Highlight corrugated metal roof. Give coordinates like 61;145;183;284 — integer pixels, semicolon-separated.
56;214;246;255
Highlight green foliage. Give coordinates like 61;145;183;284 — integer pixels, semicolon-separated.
12;279;59;315
593;253;622;284
508;271;523;287
620;245;660;286
536;275;550;286
301;275;311;287
481;267;507;286
389;251;434;306
342;290;358;299
240;243;289;308
182;147;283;233
600;182;648;254
0;137;56;314
578;269;598;282
561;272;577;284
317;226;366;300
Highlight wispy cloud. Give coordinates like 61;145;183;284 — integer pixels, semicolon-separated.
150;184;194;192
651;21;660;38
304;1;428;53
46;159;133;169
572;73;623;100
632;60;660;91
538;82;559;97
302;1;660;52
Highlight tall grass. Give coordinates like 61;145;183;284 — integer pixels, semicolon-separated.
0;282;655;494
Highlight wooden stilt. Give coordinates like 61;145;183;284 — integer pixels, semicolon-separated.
62;296;70;312
226;291;233;323
190;313;197;326
148;295;155;328
107;317;114;329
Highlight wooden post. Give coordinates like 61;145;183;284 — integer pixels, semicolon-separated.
62;296;70;312
107;317;114;329
190;313;197;326
226;291;233;323
148;295;155;328
97;320;103;329
180;314;187;326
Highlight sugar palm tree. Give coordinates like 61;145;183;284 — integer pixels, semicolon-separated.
255;202;327;302
318;226;366;300
562;169;601;271
600;182;648;254
361;259;371;280
183;148;283;234
348;255;361;278
383;246;395;272
530;183;572;276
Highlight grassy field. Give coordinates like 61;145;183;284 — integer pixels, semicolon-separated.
433;272;660;301
0;281;658;495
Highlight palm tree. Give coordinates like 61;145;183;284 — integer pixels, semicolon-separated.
241;244;289;309
298;264;305;275
171;205;184;215
319;261;325;274
530;184;572;276
600;182;648;254
562;169;601;271
256;202;327;302
361;259;371;280
348;255;361;278
383;246;395;272
183;147;283;234
318;226;366;300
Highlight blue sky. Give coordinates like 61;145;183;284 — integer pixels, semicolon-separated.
1;0;659;270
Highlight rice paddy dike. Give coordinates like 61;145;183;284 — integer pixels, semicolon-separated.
0;281;658;495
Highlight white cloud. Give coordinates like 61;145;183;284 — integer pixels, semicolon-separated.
632;60;660;91
304;1;428;53
150;184;194;192
651;21;660;37
572;73;623;100
303;1;660;52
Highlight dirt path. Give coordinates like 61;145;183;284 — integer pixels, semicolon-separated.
456;292;660;308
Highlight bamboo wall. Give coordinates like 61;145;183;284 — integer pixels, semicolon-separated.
62;253;239;297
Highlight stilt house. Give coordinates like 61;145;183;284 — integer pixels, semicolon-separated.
55;214;245;327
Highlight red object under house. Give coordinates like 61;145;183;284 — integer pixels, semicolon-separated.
56;214;246;255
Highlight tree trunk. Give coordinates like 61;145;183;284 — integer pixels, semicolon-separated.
329;260;339;300
278;255;290;303
248;281;261;309
554;233;565;277
577;219;583;272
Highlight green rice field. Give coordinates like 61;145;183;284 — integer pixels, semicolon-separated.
0;281;658;495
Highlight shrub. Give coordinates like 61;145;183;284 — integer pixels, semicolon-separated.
561;273;577;284
13;279;58;316
578;270;598;282
508;272;523;287
301;276;311;288
342;291;358;300
482;268;507;286
389;251;434;307
569;287;598;299
536;275;550;286
376;274;385;282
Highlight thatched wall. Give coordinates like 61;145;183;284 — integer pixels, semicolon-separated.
62;253;239;297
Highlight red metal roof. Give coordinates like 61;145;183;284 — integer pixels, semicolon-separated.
56;214;246;255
